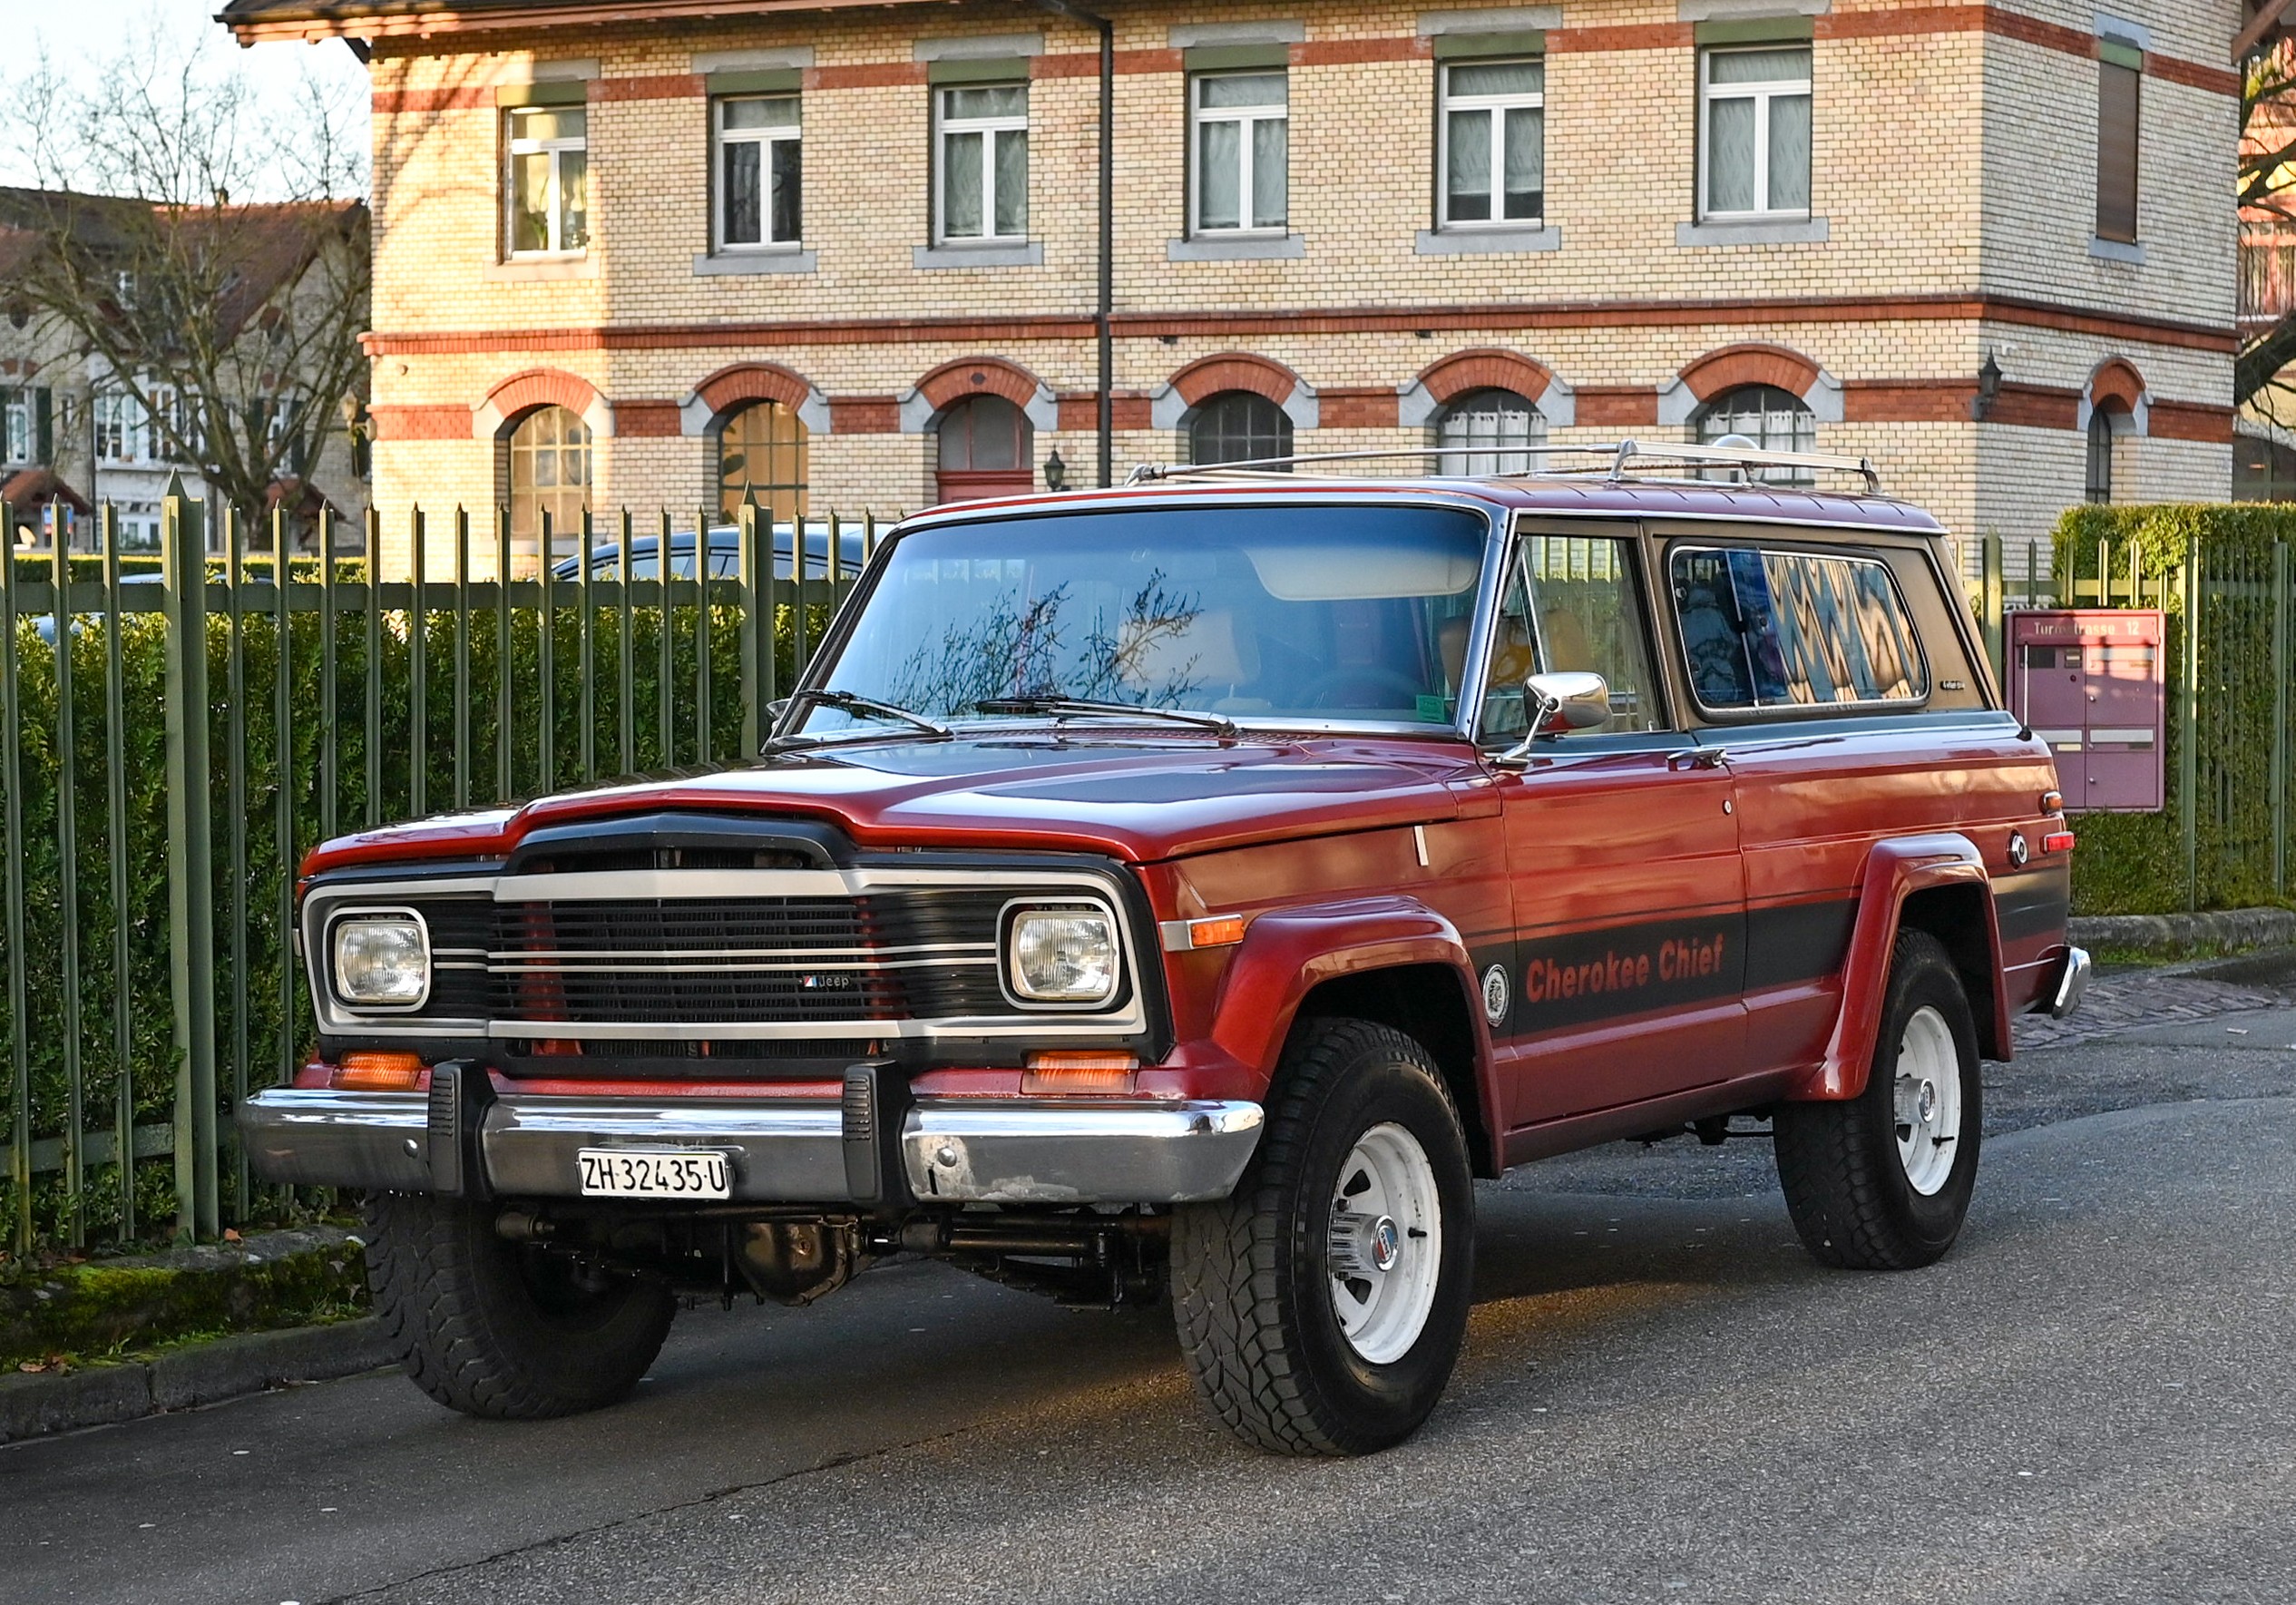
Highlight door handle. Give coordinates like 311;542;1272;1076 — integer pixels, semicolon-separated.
1669;748;1729;770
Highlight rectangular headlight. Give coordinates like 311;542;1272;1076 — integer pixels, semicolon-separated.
1005;906;1119;1005
331;912;431;1008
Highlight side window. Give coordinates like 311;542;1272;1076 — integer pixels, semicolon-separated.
1478;533;1663;740
1670;545;1928;712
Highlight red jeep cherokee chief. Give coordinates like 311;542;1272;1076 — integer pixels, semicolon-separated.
242;448;2088;1455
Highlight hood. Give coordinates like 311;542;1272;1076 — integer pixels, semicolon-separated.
302;732;1496;875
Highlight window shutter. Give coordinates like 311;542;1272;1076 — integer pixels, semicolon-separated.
0;387;14;463
2095;58;2140;243
34;388;51;465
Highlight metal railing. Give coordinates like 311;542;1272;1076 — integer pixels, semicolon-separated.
0;490;884;1253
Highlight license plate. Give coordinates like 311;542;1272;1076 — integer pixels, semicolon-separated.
576;1148;731;1199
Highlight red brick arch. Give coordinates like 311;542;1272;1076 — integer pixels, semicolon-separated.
914;357;1048;416
1676;344;1823;405
2088;357;2147;415
482;367;601;432
693;361;815;418
1416;348;1554;406
1168;352;1301;408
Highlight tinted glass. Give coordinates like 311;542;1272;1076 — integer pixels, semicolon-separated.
1480;535;1661;740
1671;547;1927;711
802;506;1490;729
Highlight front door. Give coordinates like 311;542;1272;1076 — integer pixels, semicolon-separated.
1480;528;1746;1133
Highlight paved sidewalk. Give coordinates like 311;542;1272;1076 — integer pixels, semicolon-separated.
2013;970;2286;1052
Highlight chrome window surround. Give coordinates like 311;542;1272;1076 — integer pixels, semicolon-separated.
302;865;1149;1043
997;896;1125;1012
323;905;435;1013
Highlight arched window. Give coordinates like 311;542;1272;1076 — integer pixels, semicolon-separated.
1694;383;1815;484
934;394;1034;503
717;399;808;524
1188;390;1292;466
1434;388;1547;475
503;405;590;549
2086;409;2116;504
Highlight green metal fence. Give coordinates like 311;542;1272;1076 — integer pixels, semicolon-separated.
0;489;880;1255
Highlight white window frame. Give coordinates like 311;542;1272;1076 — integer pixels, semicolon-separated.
504;105;590;258
1438;59;1545;230
1697;45;1812;221
1;391;30;465
93;391;152;466
714;94;803;252
933;83;1029;244
1189;71;1289;236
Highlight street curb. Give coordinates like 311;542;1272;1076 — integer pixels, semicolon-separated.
2068;907;2296;959
0;1317;396;1445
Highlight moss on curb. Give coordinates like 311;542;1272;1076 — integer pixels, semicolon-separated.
0;1227;369;1370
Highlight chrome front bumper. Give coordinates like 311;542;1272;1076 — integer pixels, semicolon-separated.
238;1088;1265;1206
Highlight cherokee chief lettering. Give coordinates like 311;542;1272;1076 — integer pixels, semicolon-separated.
1523;931;1729;1007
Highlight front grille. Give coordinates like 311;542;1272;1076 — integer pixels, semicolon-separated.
402;886;1109;1029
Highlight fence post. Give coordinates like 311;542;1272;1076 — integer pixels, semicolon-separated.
738;501;762;758
2276;542;2290;902
1980;533;2006;686
161;479;219;1241
0;504;27;1254
2181;539;2202;915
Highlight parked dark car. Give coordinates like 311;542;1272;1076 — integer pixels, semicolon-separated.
550;524;870;582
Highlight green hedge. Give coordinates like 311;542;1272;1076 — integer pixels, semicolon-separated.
0;589;835;1254
2053;504;2296;916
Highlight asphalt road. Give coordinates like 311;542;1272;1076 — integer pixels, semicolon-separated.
7;999;2296;1605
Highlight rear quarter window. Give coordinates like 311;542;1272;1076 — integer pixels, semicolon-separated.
1670;545;1929;713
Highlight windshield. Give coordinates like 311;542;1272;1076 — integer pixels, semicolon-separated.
795;504;1491;735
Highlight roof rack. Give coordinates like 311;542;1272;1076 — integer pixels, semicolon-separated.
1122;438;1883;496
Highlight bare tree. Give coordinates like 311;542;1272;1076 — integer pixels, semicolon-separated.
2242;40;2296;419
0;20;369;529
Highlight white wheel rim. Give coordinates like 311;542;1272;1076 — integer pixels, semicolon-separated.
1326;1121;1443;1365
1893;1004;1963;1196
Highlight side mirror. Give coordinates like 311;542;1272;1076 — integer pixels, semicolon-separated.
1495;671;1610;768
1527;671;1611;734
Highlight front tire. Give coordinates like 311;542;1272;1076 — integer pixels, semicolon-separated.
1171;1017;1475;1455
1773;929;1984;1270
364;1192;676;1419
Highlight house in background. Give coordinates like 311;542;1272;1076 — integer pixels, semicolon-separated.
221;0;2238;578
0;186;371;552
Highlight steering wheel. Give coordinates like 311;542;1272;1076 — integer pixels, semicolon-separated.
1301;665;1426;711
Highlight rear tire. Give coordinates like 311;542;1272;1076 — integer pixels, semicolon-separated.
363;1192;675;1419
1773;929;1983;1270
1171;1017;1475;1455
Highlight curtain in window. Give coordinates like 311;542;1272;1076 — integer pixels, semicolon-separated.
1198;120;1242;230
1706;96;1757;213
1436;389;1547;475
943;130;984;237
1504;106;1543;218
1767;91;1811;210
1252;116;1287;229
994;129;1029;235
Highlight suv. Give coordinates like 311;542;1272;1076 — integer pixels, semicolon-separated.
242;445;2088;1456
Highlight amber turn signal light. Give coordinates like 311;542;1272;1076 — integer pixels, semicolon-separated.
1160;915;1248;951
2041;831;2077;855
331;1052;425;1091
1022;1051;1139;1095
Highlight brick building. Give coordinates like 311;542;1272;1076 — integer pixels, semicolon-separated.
221;0;2239;575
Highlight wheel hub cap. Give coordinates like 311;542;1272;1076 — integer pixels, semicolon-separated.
1326;1123;1444;1365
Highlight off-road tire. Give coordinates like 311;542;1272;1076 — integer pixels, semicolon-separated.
1171;1017;1475;1456
363;1192;676;1419
1773;929;1984;1270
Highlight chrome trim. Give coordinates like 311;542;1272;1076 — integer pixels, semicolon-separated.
239;1087;1265;1206
2048;945;2092;1020
236;1088;434;1192
303;866;1149;1042
999;895;1123;1011
326;905;435;1013
904;1100;1264;1203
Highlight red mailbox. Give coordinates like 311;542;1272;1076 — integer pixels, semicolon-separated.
2006;609;2164;812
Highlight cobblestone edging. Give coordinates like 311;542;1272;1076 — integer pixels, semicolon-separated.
0;1317;395;1444
2069;907;2296;959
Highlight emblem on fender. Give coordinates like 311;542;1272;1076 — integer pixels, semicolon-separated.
1481;964;1510;1025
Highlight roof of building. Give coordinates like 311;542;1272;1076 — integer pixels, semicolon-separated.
0;187;365;347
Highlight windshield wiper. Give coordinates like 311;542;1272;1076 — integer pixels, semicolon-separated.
772;688;951;747
973;696;1237;737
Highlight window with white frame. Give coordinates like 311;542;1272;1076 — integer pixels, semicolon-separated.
1695;384;1815;484
1192;73;1288;234
2;390;32;465
717;95;802;250
506;106;591;256
935;84;1028;242
1698;46;1811;220
1440;60;1544;227
93;391;154;465
1436;389;1548;474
